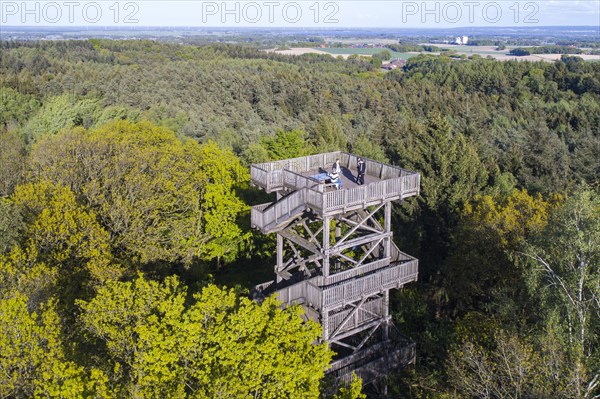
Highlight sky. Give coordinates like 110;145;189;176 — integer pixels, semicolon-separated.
1;0;599;28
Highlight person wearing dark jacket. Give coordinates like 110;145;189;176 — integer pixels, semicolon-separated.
356;158;366;185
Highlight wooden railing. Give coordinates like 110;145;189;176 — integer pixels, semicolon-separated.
251;152;419;217
250;164;284;193
321;259;418;310
321;258;392;286
251;173;420;222
271;256;418;312
274;280;308;306
329;340;416;384
327;297;383;336
253;151;410;180
322;172;420;212
250;190;307;232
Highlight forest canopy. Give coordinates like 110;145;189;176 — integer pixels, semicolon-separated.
0;39;598;398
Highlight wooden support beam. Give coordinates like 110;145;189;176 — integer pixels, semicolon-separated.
322;310;329;341
337;252;359;266
276;233;284;284
302;220;322;248
329;297;368;339
339;217;382;234
322;216;331;277
356;237;384;267
280;229;320;254
336;203;384;246
329;318;383;343
354;322;382;352
384;201;392;259
328;232;392;255
330;340;356;351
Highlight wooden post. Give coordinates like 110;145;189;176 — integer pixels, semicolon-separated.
276;234;284;284
322;310;329;341
334;218;341;274
276;191;284;284
383;290;390;341
384;201;392;258
323;216;330;277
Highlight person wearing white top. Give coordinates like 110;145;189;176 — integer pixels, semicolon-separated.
329;158;342;190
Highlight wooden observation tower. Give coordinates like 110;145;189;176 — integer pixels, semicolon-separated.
250;151;420;387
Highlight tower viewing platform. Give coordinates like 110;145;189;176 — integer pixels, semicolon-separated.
250;151;420;388
251;152;420;231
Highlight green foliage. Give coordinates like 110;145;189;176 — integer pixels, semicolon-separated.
509;48;531;56
0;87;40;128
0;198;22;252
0;129;26;196
196;139;251;264
0;40;599;398
0;246;57;310
10;181;118;285
440;189;559;320
313;114;348;152
395;113;488;215
0;293;108;399
370;57;383;68
333;374;366;399
21;95;100;142
350;134;388;163
241;141;271;164
260;129;313;160
78;275;332;398
462;189;558;249
374;50;392;61
448;328;580;399
29;120;249;266
519;186;599;388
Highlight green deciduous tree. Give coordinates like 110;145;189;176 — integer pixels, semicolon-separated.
0;129;26;196
29;120;249;266
78;275;332;398
0;293;109;399
260;129;314;160
333;374;366;399
0;198;23;253
449;330;532;399
10;180;119;286
195;140;250;264
519;186;600;398
313;115;348;153
442;189;559;312
448;328;578;399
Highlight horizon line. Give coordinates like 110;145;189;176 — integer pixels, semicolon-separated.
3;24;599;29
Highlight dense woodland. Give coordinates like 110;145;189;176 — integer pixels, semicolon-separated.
0;39;599;398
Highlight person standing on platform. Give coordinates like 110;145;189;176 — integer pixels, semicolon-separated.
332;159;341;175
357;158;366;185
330;158;342;190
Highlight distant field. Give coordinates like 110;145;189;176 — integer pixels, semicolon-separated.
266;45;600;63
315;47;418;60
422;43;600;61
